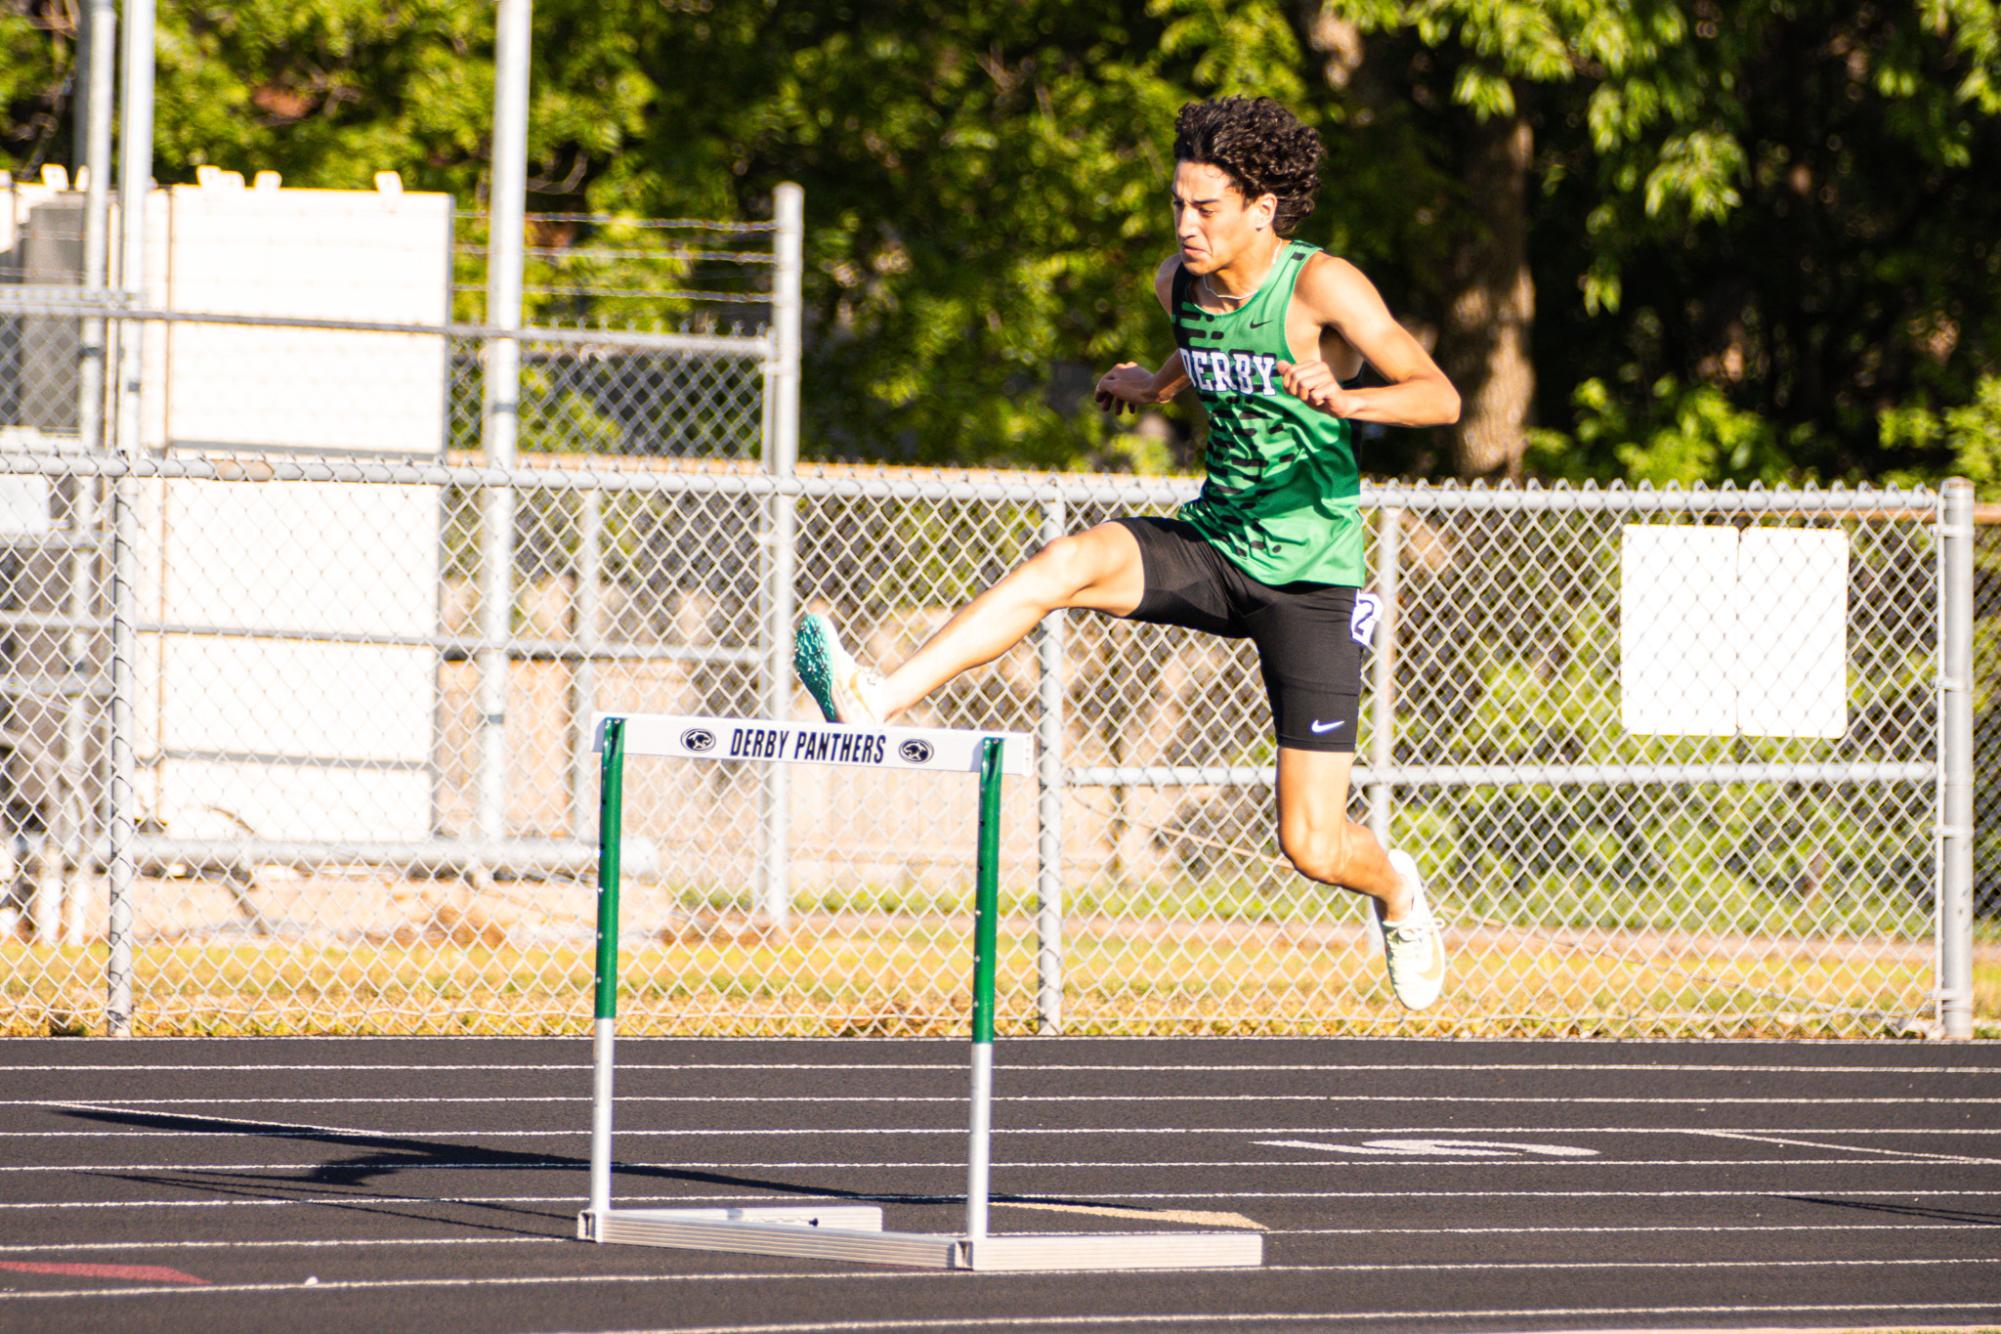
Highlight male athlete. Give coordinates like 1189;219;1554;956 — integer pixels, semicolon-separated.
794;97;1459;1009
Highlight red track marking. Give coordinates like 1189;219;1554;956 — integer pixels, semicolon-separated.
0;1260;209;1285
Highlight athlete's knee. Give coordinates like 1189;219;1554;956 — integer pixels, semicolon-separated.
1279;818;1352;886
1026;533;1107;598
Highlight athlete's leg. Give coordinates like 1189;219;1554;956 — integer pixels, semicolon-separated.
1272;747;1407;914
1277;746;1444;1008
874;521;1145;718
1249;585;1404;911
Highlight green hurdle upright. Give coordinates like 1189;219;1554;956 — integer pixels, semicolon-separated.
577;713;1263;1272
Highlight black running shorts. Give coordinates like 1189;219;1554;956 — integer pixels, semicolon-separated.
1114;516;1370;754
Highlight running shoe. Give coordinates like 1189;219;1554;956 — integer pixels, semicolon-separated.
1375;849;1445;1010
793;613;887;725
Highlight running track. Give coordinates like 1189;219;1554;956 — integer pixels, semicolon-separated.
1;1038;1997;1333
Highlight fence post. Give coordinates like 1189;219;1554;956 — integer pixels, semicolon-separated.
1368;505;1403;847
570;488;603;837
757;182;804;926
75;0;115;445
475;0;532;849
1036;493;1066;1034
104;0;156;1038
1938;477;1975;1040
56;0;116;949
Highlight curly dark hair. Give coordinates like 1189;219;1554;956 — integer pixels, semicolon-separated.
1172;97;1323;237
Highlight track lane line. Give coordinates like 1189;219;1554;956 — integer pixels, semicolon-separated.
0;1238;561;1255
13;1123;2001;1138
6;1061;1997;1074
1692;1128;2001;1164
5;1155;1986;1173
0;1224;1992;1256
19;1101;2001;1140
404;1305;2001;1334
2;1260;1998;1304
5;1186;1999;1211
10;1093;1996;1107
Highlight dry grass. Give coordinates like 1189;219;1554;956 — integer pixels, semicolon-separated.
7;916;1990;1038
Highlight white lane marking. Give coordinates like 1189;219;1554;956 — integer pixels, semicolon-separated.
0;1237;559;1254
5;1061;1997;1074
13;1121;2001;1138
494;1305;2001;1334
300;1302;2001;1334
0;1218;1929;1244
0;1195;581;1212
10;1092;1997;1106
5;1186;1999;1212
1694;1128;2001;1165
1278;1221;2001;1235
2;1264;1999;1306
2;1155;1975;1173
1256;1138;1598;1159
6;1220;1995;1255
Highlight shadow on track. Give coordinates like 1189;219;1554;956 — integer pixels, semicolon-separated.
1787;1195;2001;1226
53;1105;1152;1220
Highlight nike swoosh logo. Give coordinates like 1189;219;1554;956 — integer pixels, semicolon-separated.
1309;719;1345;734
1415;931;1445;982
1250;318;1273;328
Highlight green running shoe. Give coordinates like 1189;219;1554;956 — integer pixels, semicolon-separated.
1376;850;1445;1010
793;613;886;725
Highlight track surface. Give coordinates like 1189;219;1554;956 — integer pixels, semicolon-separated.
0;1037;1997;1334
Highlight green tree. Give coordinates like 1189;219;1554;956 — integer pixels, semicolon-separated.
1302;0;2001;481
1519;0;2001;482
5;1;1998;481
0;2;70;179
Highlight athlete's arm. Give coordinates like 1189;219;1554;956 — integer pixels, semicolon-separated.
1093;255;1192;414
1094;350;1186;414
1278;255;1460;427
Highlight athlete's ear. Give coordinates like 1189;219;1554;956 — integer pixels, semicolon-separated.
1254;193;1278;231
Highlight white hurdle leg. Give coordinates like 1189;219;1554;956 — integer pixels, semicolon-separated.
590;1017;616;1219
966;1040;992;1238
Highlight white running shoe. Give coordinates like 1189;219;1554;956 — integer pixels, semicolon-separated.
793;613;887;726
1375;849;1445;1010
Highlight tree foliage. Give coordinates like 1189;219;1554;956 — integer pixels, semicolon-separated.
3;0;1997;483
1;2;70;176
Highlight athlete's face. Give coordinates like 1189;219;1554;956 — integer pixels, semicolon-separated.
1170;160;1277;275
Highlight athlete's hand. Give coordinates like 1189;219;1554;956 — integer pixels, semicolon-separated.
1277;359;1359;417
1094;362;1159;416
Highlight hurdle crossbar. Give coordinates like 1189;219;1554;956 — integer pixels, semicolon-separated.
577;712;1263;1272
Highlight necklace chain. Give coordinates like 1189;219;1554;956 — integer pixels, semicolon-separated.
1200;272;1252;307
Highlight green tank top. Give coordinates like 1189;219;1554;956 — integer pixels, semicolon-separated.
1171;239;1363;587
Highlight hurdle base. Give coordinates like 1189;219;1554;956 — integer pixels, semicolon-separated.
577;1207;1262;1272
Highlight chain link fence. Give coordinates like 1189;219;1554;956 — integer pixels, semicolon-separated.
1976;515;2001;925
0;433;1977;1036
0;176;1986;1038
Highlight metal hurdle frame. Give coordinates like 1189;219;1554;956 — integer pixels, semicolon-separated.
576;713;1264;1271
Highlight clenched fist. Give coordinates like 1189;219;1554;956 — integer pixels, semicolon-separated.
1277;359;1359;417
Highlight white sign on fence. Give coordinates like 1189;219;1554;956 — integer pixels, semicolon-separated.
1621;524;1849;739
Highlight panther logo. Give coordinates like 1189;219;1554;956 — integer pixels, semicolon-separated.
680;728;716;753
898;739;934;764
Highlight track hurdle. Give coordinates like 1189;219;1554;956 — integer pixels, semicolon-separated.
577;713;1263;1272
